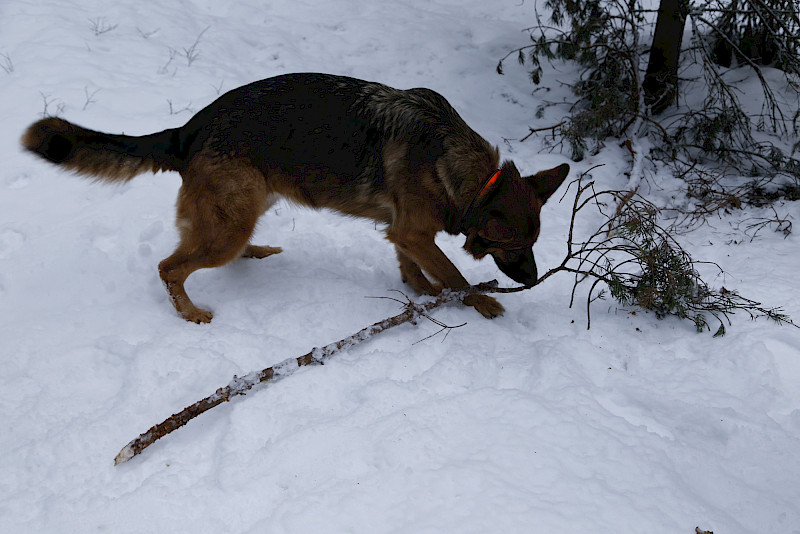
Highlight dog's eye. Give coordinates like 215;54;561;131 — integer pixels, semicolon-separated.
478;219;516;243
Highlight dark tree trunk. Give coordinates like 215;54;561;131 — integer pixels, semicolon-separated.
643;0;689;114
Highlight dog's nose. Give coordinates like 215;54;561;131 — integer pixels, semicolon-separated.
494;249;538;286
515;260;538;287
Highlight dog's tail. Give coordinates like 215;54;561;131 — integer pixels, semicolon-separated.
21;117;183;183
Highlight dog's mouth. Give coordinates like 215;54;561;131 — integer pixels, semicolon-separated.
492;247;538;287
465;234;491;259
465;233;538;286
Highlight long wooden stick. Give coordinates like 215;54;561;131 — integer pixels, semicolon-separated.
114;282;512;465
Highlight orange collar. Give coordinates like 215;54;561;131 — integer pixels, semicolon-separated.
456;169;502;235
477;169;501;199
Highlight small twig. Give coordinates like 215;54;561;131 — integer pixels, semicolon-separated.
0;52;13;74
183;26;210;66
136;27;160;39
411;311;467;344
39;92;65;118
158;47;178;75
82;86;100;110
167;99;193;115
88;17;118;36
521;121;565;142
741;206;793;241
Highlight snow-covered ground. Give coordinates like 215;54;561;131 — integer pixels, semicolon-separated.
2;1;799;532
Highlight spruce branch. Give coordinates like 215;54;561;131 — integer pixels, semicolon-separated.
503;0;800;209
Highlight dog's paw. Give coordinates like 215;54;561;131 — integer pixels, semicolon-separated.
181;307;214;324
463;294;504;319
242;245;283;259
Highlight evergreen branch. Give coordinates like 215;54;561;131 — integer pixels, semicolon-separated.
503;0;800;209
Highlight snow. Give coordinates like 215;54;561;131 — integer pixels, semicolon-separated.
1;0;799;533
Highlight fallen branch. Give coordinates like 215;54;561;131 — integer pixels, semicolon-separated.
520;121;565;142
114;281;516;465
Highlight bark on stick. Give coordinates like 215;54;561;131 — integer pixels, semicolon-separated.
114;282;509;465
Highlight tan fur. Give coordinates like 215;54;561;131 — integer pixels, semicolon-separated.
156;155;277;323
21;117;175;183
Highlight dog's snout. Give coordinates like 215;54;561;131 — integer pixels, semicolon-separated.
493;248;538;287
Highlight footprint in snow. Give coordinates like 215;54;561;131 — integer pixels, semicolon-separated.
4;173;30;190
0;228;26;259
138;220;164;257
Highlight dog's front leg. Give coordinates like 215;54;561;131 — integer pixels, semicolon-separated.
387;228;504;318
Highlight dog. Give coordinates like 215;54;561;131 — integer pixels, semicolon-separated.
22;73;569;323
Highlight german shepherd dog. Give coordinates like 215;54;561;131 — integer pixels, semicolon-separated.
22;73;568;323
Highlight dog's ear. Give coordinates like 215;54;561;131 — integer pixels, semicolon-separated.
478;219;516;242
527;163;570;204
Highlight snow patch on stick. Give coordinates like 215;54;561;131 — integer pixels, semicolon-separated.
113;285;506;465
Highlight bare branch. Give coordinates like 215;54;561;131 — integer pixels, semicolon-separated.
114;284;502;465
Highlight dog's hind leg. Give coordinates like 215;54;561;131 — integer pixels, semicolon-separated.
158;157;269;323
242;193;282;259
242;245;282;259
